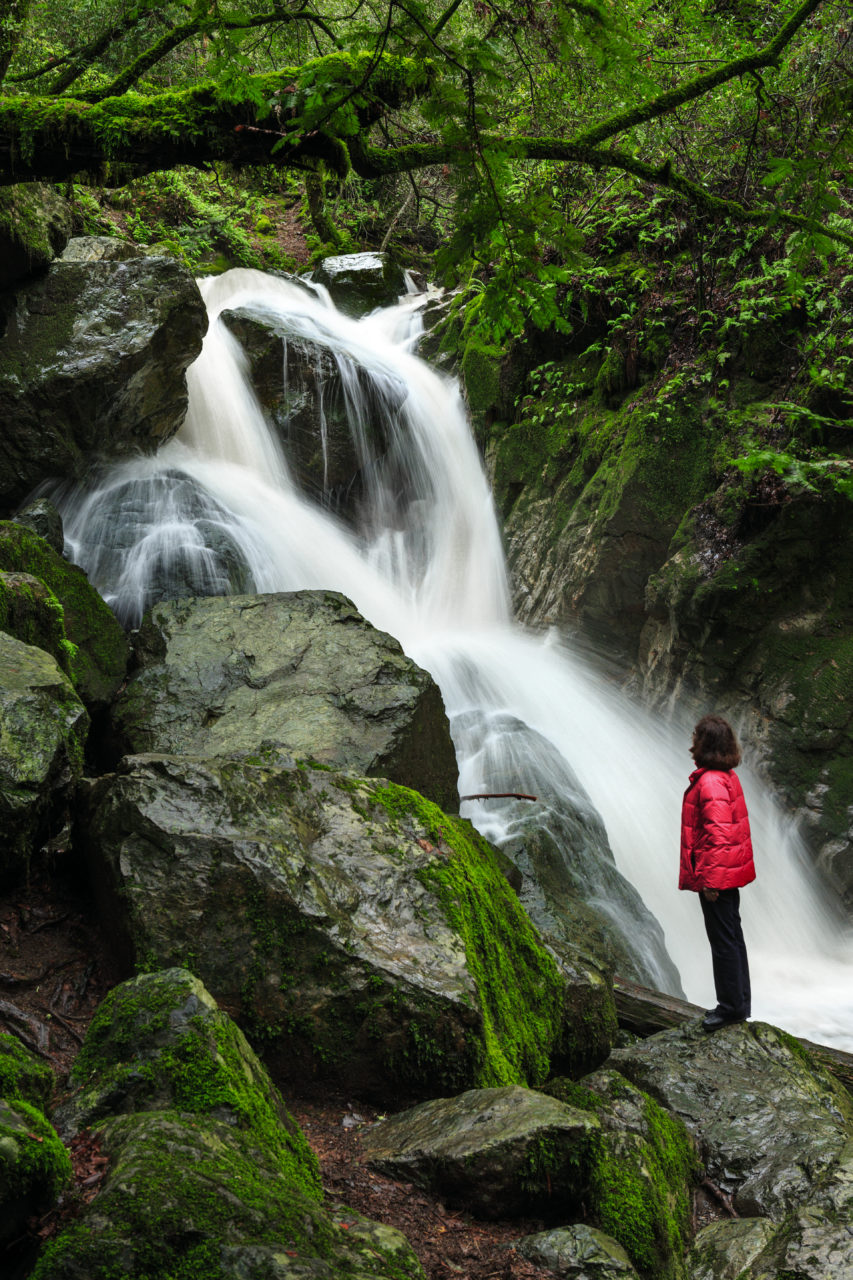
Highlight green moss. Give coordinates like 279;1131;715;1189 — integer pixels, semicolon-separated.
0;1098;71;1204
33;1108;424;1279
461;337;502;413
0;1033;54;1108
71;970;321;1201
586;1091;696;1280
367;780;567;1089
0;571;75;677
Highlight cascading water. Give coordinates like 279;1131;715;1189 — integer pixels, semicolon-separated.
56;267;853;1050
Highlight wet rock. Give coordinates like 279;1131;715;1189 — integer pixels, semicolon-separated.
34;969;425;1280
685;1218;780;1280
81;755;579;1099
0;183;72;291
221;308;402;513
311;252;407;315
544;1069;697;1280
0;632;88;885
112;590;458;810
58;467;256;630
0;248;207;513
609;1019;853;1218
516;1224;641;1278
361;1085;598;1218
59;236;141;263
0;522;129;711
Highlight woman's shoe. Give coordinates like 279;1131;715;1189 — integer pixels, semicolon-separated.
702;1009;746;1032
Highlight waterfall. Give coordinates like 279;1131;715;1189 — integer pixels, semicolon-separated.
56;267;853;1050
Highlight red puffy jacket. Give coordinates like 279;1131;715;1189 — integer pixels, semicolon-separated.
679;767;755;892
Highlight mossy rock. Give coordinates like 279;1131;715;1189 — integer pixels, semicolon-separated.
578;1069;697;1280
0;1098;71;1247
81;756;591;1100
56;969;320;1196
34;968;425;1280
0;1032;54;1110
32;1111;425;1280
0;183;71;290
0;523;128;710
0;570;75;678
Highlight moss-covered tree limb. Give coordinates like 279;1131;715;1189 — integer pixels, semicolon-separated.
570;0;826;150
0;32;849;254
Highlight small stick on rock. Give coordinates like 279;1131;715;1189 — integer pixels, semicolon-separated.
460;792;538;802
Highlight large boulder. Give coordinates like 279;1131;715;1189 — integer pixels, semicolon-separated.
112;591;458;811
0;244;207;513
0;632;89;885
0;522;129;711
361;1085;599;1218
34;969;426;1280
609;1020;853;1220
79;755;589;1099
543;1070;697;1280
362;1071;696;1279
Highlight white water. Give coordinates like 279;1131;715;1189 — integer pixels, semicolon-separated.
58;268;853;1051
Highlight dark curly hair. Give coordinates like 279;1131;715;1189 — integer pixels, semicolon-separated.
691;714;742;770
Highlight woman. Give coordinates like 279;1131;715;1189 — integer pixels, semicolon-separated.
680;714;755;1032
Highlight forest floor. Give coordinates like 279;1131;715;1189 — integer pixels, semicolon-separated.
0;858;723;1279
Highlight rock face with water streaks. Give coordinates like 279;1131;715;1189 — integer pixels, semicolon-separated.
0;632;88;885
112;590;459;810
453;709;683;994
80;753;596;1100
221;308;372;509
0;240;206;513
35;968;426;1280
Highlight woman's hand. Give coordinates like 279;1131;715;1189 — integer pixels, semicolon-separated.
702;887;720;902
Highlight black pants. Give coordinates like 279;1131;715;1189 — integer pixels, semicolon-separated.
699;888;751;1018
